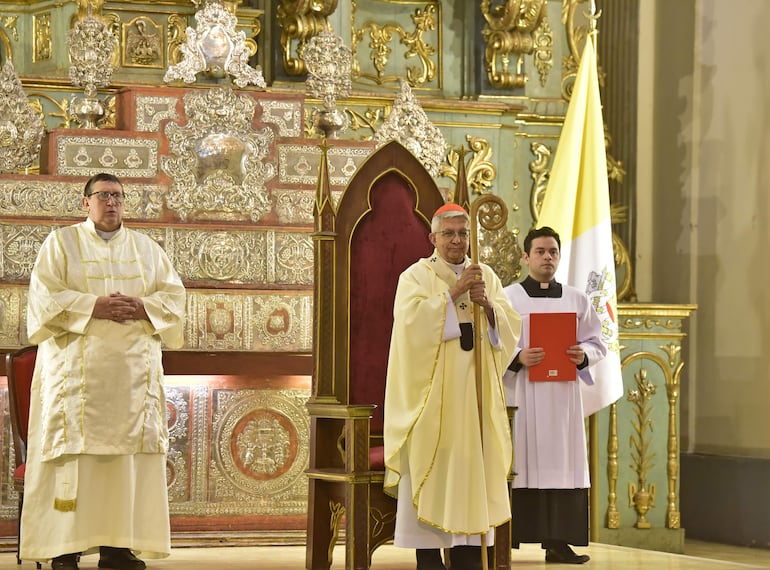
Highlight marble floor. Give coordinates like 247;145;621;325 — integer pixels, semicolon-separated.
2;541;768;570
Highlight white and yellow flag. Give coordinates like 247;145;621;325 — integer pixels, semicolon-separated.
537;33;623;417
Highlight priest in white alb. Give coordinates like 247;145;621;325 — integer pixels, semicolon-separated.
21;173;186;570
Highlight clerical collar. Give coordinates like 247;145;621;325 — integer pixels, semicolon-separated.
521;275;563;298
446;259;466;277
95;226;121;242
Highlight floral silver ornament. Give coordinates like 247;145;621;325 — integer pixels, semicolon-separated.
303;27;352;138
0;60;45;172
163;1;266;89
373;80;447;177
67;13;117;128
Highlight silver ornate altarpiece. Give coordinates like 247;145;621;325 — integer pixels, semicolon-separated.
162;86;275;221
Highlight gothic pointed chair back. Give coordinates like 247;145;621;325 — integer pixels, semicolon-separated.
306;141;445;569
6;345;41;568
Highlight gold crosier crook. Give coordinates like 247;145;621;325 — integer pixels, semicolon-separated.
468;194;508;570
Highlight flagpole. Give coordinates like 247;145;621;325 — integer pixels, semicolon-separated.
469;193;508;570
586;0;603;544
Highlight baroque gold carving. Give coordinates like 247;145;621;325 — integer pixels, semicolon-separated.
619;318;684;332
440;138;520;284
345;106;386;139
167;14;187;66
123;16;163;68
627;367;656;529
528;140;552;224
533;8;553;86
1;15;18;37
481;0;547;89
665;349;684;529
606;402;620;528
33;13;52;62
276;0;337;76
351;3;439;87
440;136;496;196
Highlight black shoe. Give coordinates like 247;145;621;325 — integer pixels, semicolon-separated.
98;547;147;570
51;553;79;570
545;547;590;564
416;548;447;570
448;546;492;570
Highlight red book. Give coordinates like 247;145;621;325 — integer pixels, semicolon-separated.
528;312;577;382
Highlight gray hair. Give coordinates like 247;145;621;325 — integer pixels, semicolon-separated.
431;210;470;232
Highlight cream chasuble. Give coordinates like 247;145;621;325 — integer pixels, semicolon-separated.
384;250;521;538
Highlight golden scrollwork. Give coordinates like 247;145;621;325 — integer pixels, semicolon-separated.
480;0;547;89
76;0;105;17
528;140;552;224
33;13;52;62
533;8;553;86
345;107;386;139
167;14;187;66
1;15;19;42
440;138;521;284
276;0;337;76
351;3;438;87
605;402;620;528
440;136;496;196
627;367;656;529
665;354;684;529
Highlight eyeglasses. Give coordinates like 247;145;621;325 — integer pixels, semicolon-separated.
438;230;469;240
88;191;126;203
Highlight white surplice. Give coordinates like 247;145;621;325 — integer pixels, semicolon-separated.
503;279;606;490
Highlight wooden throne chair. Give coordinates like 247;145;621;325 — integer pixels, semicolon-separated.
305;141;445;569
305;140;513;569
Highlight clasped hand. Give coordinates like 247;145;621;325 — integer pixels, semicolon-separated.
454;264;490;308
93;292;148;322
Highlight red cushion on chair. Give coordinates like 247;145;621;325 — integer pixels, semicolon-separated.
349;173;435;435
369;446;385;470
13;463;25;480
11;349;37;443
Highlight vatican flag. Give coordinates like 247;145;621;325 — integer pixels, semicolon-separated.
537;33;623;417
